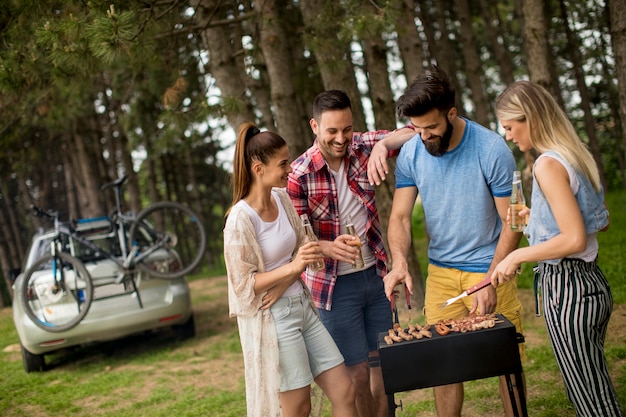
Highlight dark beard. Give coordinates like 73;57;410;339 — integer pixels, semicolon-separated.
422;120;453;157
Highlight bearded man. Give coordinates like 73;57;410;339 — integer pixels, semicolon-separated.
370;67;526;417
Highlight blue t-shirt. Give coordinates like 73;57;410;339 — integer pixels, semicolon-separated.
395;118;515;272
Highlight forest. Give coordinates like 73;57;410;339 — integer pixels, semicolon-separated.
0;0;625;306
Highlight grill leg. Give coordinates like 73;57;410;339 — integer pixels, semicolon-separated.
505;373;528;417
515;372;528;417
387;394;396;417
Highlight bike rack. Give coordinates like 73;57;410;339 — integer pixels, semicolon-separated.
70;221;144;309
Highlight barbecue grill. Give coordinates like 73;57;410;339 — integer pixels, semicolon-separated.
378;314;526;416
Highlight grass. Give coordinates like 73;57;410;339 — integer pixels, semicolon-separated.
0;191;624;416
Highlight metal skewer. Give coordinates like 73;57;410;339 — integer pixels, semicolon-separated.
439;268;522;310
405;284;411;323
439;276;492;310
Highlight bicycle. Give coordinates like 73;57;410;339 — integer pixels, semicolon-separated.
18;175;207;333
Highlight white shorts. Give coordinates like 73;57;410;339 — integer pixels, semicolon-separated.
270;291;344;392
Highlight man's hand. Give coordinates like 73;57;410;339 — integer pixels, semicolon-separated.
368;141;390;186
383;268;413;301
319;234;360;264
469;281;497;315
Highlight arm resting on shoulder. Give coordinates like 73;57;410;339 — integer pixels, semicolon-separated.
368;127;415;185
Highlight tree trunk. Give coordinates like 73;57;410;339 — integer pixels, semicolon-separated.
418;3;463;111
258;0;311;156
298;0;367;131
0;245;12;305
1;182;25;263
522;0;552;88
480;0;515;86
195;2;257;131
595;10;626;190
544;1;567;111
395;0;426;84
456;0;490;127
360;4;426;307
558;0;607;190
18;174;40;230
62;151;80;220
520;0;556;189
608;0;626;188
72;125;105;218
434;2;458;85
142;135;161;208
0;192;18;267
120;132;142;214
0;188;17;304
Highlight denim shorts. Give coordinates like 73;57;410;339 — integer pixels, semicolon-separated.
318;266;392;366
270;291;344;392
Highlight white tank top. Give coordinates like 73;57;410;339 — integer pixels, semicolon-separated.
237;190;302;296
330;161;376;275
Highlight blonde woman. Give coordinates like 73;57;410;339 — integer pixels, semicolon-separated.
493;81;623;416
223;123;357;417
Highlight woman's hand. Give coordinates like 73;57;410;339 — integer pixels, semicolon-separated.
507;205;530;227
293;241;324;272
491;252;522;286
261;282;290;309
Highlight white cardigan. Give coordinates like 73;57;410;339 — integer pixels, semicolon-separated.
223;188;316;416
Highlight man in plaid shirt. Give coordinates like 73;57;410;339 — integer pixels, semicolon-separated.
287;90;414;417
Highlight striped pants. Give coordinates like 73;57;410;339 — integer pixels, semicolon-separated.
538;258;624;417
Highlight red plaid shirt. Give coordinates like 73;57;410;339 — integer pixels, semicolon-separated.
287;130;400;310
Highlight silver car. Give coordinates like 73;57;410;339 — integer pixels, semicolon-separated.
11;224;195;373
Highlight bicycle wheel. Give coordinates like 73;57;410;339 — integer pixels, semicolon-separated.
19;252;94;333
128;201;207;280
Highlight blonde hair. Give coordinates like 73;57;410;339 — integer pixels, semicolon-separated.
226;123;287;216
495;81;601;191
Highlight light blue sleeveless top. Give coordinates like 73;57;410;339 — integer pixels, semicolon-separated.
525;151;609;265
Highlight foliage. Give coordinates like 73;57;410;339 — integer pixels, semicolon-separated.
598;190;626;304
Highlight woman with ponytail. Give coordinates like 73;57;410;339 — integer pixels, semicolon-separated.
224;123;357;417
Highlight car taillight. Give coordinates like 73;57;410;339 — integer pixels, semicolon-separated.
159;314;182;323
40;339;66;347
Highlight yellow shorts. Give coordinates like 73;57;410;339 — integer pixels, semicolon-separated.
424;264;525;359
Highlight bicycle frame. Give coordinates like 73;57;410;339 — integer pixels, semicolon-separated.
64;216;170;284
48;218;65;293
39;213;130;283
33;175;205;284
37;183;165;285
60;176;172;283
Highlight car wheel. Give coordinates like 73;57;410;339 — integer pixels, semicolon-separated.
21;344;45;373
172;314;195;340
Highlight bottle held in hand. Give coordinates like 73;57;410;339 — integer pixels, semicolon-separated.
510;170;527;232
300;214;325;271
344;215;365;269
